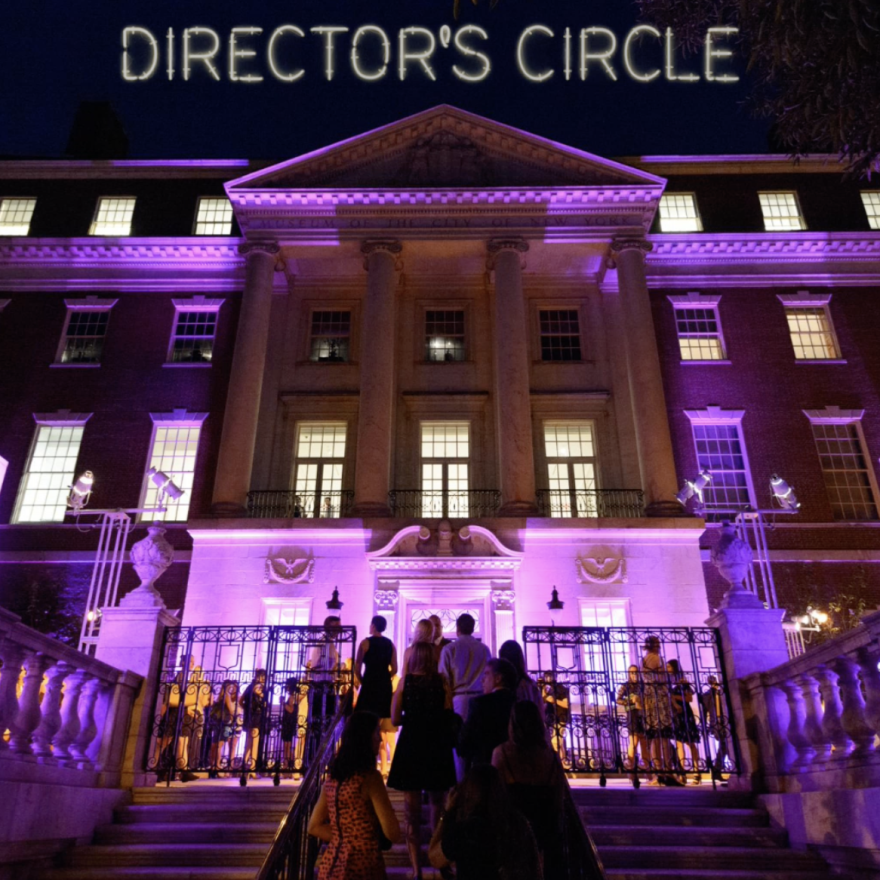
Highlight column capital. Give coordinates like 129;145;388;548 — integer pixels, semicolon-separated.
486;238;529;270
610;237;653;260
238;240;281;258
361;239;403;270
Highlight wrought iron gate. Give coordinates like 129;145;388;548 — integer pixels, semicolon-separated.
145;624;356;784
523;626;739;786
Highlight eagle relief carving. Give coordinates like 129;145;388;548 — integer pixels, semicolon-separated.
576;556;628;585
264;556;315;585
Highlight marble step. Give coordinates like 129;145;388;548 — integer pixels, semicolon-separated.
581;805;769;827
570;788;755;809
598;845;828;871
590;825;788;848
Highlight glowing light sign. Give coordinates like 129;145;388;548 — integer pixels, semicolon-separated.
121;24;738;85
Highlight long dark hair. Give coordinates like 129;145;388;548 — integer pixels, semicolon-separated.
329;712;379;782
455;764;513;870
499;640;528;683
510;700;548;750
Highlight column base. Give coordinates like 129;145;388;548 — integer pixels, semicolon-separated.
498;500;539;517
348;501;392;517
211;501;247;517
645;500;690;518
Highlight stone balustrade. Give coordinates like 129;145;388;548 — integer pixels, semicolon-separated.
741;608;880;793
0;606;141;787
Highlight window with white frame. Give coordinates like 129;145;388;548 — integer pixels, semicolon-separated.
758;192;805;231
57;299;116;365
806;411;879;521
658;193;703;233
539;310;582;362
168;299;221;363
862;192;880;230
193;197;234;235
141;417;205;521
0;198;36;235
543;422;597;517
293;422;347;518
420;422;470;517
13;421;87;523
687;410;754;516
670;295;725;360
579;599;633;684
425;310;465;362
309;311;350;362
778;294;840;360
89;197;136;236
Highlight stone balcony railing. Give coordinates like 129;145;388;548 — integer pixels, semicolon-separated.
741;608;880;793
0;606;141;788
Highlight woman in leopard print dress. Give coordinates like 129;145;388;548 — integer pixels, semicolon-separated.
309;712;400;879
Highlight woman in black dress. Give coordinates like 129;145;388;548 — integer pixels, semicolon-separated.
355;615;398;778
667;658;702;784
388;641;456;880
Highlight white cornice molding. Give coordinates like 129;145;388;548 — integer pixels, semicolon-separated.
684;406;746;424
667;291;722;306
170;295;225;311
803;406;864;424
149;408;209;426
33;409;92;426
64;295;118;310
777;290;832;307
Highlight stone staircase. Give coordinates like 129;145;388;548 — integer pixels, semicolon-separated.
40;783;838;880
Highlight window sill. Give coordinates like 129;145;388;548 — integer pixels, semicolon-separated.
681;360;732;365
163;362;213;368
50;362;100;369
298;360;354;367
794;359;848;365
421;360;472;366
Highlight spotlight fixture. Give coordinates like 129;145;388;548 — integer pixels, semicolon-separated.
67;470;95;513
147;467;185;502
675;469;712;509
799;606;828;629
326;587;344;611
547;587;564;611
770;474;800;511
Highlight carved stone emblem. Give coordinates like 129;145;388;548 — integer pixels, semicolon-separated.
491;589;516;612
576;556;628;585
374;590;400;610
264;557;315;585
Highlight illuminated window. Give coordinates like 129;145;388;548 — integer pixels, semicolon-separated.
168;303;219;364
89;197;135;236
809;418;878;521
13;423;85;523
539;310;581;362
309;311;350;362
579;599;632;681
425;310;465;362
860;192;880;230
193;197;234;235
543;422;597;517
672;301;725;361
784;307;839;360
420;422;470;517
293;422;347;518
0;198;36;235
58;306;112;366
658;194;703;233
688;416;754;516
141;420;204;522
758;192;805;231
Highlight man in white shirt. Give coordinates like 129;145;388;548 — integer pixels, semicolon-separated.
439;612;491;781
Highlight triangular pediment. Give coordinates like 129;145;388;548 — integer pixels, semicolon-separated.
228;106;663;191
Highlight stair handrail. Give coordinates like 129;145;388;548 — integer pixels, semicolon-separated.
562;784;608;880
256;691;353;880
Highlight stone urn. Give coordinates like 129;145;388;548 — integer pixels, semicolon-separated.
711;522;760;608
124;523;173;608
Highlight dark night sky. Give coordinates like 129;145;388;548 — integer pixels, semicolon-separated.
0;0;772;160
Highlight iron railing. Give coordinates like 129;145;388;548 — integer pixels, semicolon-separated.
387;489;502;518
523;626;739;787
246;490;354;519
562;787;608;880
257;692;351;880
145;625;356;783
536;489;645;518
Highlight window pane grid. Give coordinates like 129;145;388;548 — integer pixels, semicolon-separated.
425;310;465;362
785;308;838;360
294;424;347;517
811;423;879;521
420;423;469;459
420;423;470;516
759;192;804;231
61;311;109;364
14;425;84;522
539;310;582;362
862;192;880;230
193;197;233;235
90;197;135;236
170;310;217;363
310;311;350;362
142;426;200;521
544;423;597;517
658;194;702;232
692;424;752;513
0;198;36;235
674;306;724;360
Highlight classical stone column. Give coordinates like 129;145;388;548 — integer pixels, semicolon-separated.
488;239;538;516
350;241;402;517
610;238;681;517
212;241;280;516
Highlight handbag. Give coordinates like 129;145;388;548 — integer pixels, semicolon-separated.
428;813;450;869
